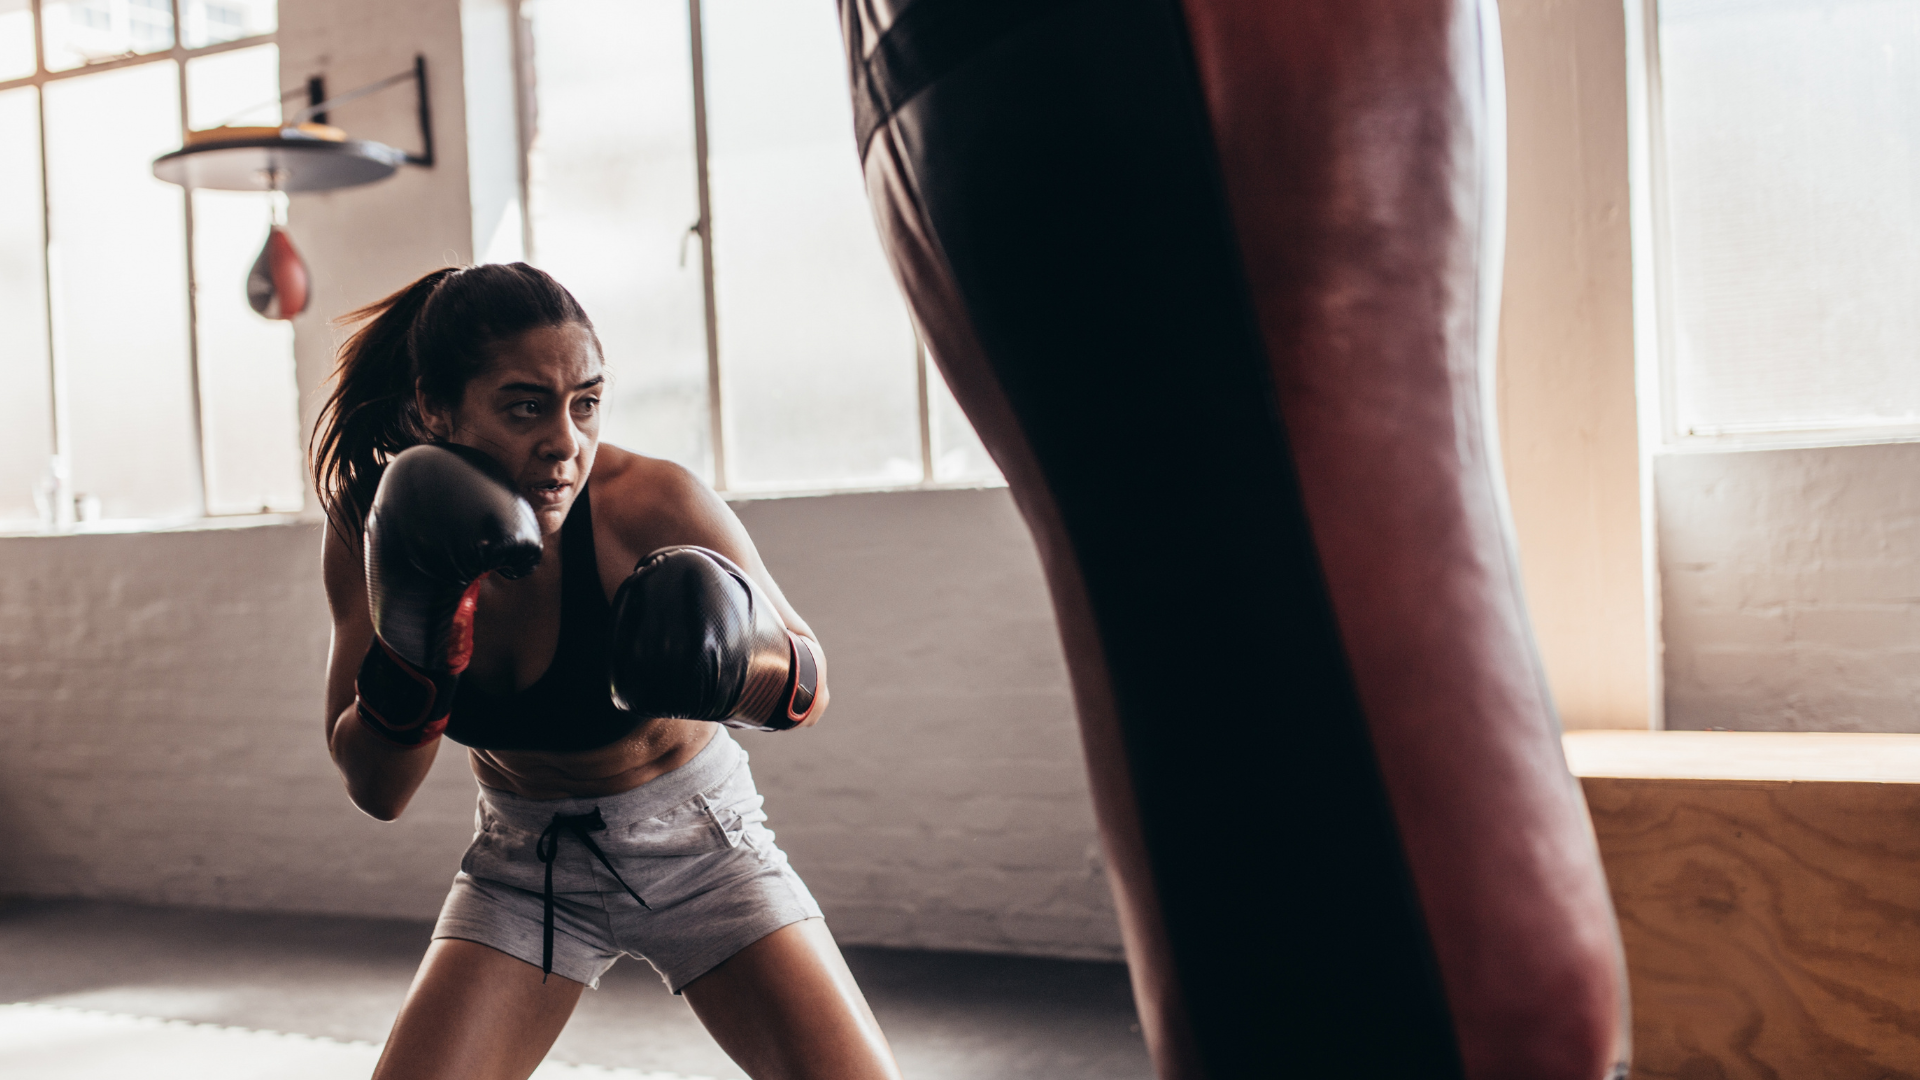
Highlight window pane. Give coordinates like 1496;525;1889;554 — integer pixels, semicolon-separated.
188;45;303;515
181;0;274;49
926;355;1003;485
528;0;712;480
0;0;35;82
42;0;174;73
186;40;279;129
1660;0;1920;435
44;62;199;520
704;0;920;490
0;88;54;526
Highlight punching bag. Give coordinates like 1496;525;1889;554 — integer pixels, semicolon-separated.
247;224;309;320
839;2;1630;1078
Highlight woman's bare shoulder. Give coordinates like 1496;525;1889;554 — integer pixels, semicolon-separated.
588;445;733;551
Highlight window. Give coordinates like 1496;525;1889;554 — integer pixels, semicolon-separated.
181;0;272;48
0;0;299;529
0;1;32;81
523;0;1000;492
1647;0;1920;445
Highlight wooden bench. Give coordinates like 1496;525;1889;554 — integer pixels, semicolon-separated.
1565;731;1920;1079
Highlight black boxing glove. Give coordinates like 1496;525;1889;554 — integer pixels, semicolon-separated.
608;546;822;732
356;444;543;745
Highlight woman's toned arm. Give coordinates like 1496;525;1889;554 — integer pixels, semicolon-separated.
322;522;442;820
596;453;830;727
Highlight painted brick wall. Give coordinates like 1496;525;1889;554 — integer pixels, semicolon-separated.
0;520;511;917
1657;442;1920;732
732;489;1115;958
0;489;1122;960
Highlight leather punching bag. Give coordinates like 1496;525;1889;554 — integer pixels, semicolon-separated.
247;224;309;320
839;2;1631;1078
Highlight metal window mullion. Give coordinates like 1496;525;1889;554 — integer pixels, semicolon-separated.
28;0;43;75
1626;0;1670;730
29;0;60;479
508;0;535;263
0;31;277;95
687;0;725;491
171;0;209;517
915;337;933;483
1639;0;1682;446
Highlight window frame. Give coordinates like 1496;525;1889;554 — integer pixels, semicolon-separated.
0;0;281;531
1634;0;1920;455
517;0;993;496
2;0;998;531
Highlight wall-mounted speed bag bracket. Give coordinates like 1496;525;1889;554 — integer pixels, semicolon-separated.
151;54;434;193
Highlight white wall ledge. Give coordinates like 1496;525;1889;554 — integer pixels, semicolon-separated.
1565;730;1920;783
0;482;1013;541
0;513;315;540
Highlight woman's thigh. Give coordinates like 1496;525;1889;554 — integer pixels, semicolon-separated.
682;919;901;1080
373;937;586;1080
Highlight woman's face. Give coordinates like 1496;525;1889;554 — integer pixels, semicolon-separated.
424;322;604;537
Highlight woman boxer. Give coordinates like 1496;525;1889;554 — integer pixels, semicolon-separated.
313;262;901;1080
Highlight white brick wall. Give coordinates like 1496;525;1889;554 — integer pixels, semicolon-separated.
733;490;1119;959
0;522;485;917
0;489;1122;960
1658;442;1920;732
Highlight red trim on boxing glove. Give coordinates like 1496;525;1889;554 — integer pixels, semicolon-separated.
772;632;822;729
355;575;489;747
445;576;486;672
355;638;454;747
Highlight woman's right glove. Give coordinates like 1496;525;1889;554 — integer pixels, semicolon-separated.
356;444;543;745
608;546;821;731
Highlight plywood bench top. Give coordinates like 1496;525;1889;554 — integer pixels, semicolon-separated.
1563;730;1920;783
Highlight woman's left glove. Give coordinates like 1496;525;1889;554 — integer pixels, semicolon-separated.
608;546;821;731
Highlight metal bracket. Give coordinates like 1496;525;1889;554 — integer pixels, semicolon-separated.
294;54;435;168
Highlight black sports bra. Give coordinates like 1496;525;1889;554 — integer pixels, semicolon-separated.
446;484;642;752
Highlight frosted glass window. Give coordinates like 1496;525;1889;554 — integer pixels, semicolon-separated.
704;0;921;490
43;61;199;521
0;88;55;525
188;45;304;515
42;0;174;73
1660;0;1920;436
0;0;34;81
528;0;711;479
926;356;1002;485
181;0;273;49
527;0;1000;492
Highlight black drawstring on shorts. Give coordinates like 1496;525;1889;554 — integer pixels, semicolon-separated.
535;807;649;982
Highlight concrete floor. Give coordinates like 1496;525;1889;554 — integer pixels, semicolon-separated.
0;899;1151;1079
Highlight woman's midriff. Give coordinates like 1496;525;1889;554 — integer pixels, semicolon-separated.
467;716;716;799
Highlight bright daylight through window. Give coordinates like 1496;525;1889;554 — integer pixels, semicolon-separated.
0;0;997;532
1654;0;1920;442
525;0;1000;492
0;0;298;529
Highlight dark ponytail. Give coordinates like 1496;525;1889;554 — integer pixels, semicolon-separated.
311;262;597;538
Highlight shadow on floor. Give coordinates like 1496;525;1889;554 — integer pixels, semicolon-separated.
0;898;1150;1080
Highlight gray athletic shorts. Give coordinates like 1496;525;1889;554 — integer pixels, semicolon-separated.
432;729;822;993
